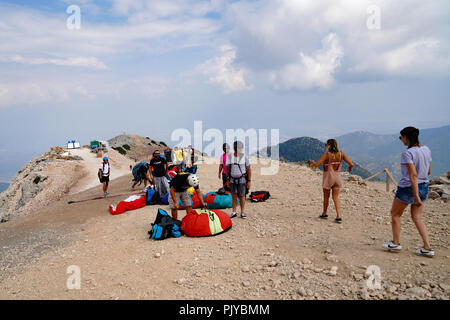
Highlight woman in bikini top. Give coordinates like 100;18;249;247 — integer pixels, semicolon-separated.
310;139;354;223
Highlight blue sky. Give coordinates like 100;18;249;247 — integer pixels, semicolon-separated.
0;0;449;181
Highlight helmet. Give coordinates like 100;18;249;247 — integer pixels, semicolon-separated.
103;157;108;161
187;174;199;187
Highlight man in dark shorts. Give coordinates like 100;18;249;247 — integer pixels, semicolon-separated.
149;150;170;197
169;173;205;220
98;157;110;197
226;141;251;219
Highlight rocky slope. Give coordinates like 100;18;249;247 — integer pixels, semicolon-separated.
108;134;170;162
0;158;448;300
0;146;134;223
0;147;85;222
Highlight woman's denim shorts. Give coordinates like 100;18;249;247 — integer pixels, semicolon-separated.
395;183;429;205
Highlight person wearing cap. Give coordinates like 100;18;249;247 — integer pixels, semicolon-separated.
149;150;170;198
168;174;205;220
99;157;111;197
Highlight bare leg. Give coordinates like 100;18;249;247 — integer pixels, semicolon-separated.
238;195;245;213
171;209;178;220
232;193;238;212
331;188;341;219
322;189;331;215
390;199;408;245
410;203;431;250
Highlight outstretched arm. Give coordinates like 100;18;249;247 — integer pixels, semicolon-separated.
311;152;327;170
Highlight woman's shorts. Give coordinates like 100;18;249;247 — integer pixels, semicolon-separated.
168;191;191;209
100;176;109;183
395;183;429;205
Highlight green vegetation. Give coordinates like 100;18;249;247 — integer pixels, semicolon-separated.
112;146;127;155
122;144;131;151
33;176;41;184
160;141;167;147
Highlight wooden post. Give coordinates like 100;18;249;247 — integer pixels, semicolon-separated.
363;170;384;182
385;169;390;192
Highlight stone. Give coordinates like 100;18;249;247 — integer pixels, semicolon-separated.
428;191;441;200
405;287;429;298
241;266;250;273
298;287;306;296
328;266;338;276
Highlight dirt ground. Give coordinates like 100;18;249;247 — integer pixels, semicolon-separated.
0;158;449;300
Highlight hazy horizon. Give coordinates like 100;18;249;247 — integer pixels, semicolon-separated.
1;0;449;182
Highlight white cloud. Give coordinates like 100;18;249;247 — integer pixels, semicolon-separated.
0;55;108;70
269;33;343;90
227;0;450;90
198;45;254;93
349;38;450;77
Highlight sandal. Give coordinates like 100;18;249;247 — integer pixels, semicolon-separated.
319;214;328;219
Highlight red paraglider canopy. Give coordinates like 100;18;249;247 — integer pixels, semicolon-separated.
181;209;232;237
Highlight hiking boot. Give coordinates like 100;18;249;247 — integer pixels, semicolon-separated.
240;212;247;219
382;241;402;252
415;247;435;258
230;212;237;219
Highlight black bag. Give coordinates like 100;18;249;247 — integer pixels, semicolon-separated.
249;191;270;202
149;208;182;240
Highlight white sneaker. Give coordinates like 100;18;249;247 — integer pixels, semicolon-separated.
230;212;237;219
416;247;435;258
240;212;247;219
382;241;402;252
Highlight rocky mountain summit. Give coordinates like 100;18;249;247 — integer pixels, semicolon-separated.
0;147;85;222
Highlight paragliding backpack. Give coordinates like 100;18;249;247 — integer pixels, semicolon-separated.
149;208;182;240
132;161;148;179
146;188;161;205
249;191;270;203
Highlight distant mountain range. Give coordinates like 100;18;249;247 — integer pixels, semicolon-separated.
336;125;450;180
0;182;9;194
261;136;375;179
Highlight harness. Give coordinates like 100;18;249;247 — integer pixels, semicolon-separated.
229;154;247;184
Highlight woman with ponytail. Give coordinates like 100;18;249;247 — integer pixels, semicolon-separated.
382;127;434;257
311;139;354;223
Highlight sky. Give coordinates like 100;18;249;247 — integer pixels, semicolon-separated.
0;0;449;182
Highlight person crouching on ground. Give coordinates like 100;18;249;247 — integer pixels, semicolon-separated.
131;161;151;189
99;156;111;197
149;150;170;198
311;139;353;223
226;141;251;219
169;173;205;220
382;127;434;257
